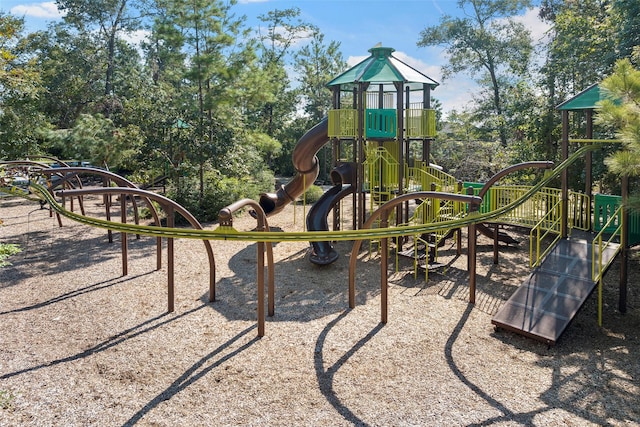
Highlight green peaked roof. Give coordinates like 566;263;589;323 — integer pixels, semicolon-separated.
327;45;439;91
556;84;605;110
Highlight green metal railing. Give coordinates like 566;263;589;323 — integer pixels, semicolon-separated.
594;193;640;245
409;163;458;193
529;198;563;268
327;108;436;139
328;109;357;138
464;184;590;231
365;109;396;138
365;146;399;206
405;109;436;138
592;204;624;326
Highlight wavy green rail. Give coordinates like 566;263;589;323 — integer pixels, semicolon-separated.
4;144;599;243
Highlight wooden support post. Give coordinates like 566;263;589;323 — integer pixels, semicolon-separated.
561;110;569;238
586;110;593;220
104;178;113;243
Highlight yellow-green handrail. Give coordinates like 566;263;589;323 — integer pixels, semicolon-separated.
529;198;563;268
4;144;600;246
592;204;624;326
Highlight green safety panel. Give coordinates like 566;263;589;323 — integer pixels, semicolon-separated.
365;109;396;138
463;182;492;213
593;193;640;245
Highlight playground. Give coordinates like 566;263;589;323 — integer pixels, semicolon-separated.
1;45;639;425
0;195;639;426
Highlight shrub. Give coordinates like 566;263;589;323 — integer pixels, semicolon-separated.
166;170;274;223
0;243;21;267
302;185;324;204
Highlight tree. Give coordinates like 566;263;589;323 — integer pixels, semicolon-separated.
291;30;346;182
536;0;635;178
609;0;640;61
43;113;143;169
56;0;145;116
0;13;40;98
24;25;107;128
293;30;346;122
154;0;257;195
539;0;615;97
0;12;46;158
251;7;313;138
417;0;533;147
598;52;640;212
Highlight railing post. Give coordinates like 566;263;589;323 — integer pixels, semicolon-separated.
120;193;128;277
467;187;478;304
620;175;629;313
380;212;389;324
167;206;175;313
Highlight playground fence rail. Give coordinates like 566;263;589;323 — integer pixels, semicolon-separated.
592;204;624;326
529;198;563;268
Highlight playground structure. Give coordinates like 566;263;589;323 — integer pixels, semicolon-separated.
1;48;637;344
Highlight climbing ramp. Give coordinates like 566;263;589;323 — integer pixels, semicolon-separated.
492;237;619;345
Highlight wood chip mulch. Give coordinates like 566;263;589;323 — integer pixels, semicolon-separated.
1;194;639;426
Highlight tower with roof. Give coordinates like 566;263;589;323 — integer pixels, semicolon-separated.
326;44;439;229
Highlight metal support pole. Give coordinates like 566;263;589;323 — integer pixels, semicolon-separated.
467;187;478;304
167;207;175;313
620;176;629;313
120;194;128;276
380;213;389;323
561;110;569;238
257;239;265;337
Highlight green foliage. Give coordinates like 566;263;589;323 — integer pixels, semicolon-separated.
0;389;15;410
418;0;533;147
432;137;509;182
167;169;274;223
41;114;143;170
248;7;312;139
293;30;347;122
138;201;164;221
598;56;640;212
0;13;48;159
0;243;21;267
302;184;324;204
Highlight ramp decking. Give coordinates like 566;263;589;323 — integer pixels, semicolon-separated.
491;237;619;345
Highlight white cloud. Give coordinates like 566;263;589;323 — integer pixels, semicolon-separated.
10;2;65;19
122;29;150;47
513;7;551;44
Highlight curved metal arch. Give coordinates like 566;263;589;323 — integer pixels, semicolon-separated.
58;186;216;312
348;191;482;321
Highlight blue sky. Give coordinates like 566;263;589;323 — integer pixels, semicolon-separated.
3;0;548;114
